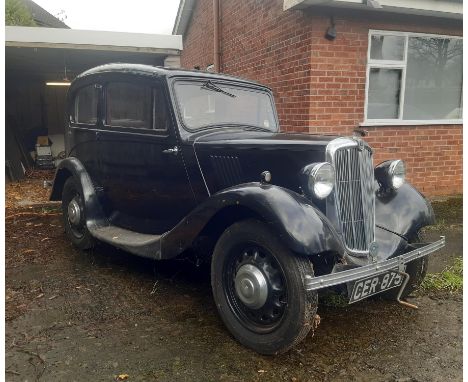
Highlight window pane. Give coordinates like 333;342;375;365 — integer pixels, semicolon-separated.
367;68;402;119
107;82;151;129
370;35;405;61
174;82;277;131
75;85;98;124
404;37;463;120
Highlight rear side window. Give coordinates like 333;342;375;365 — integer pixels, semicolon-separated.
74;85;99;124
106;82;152;129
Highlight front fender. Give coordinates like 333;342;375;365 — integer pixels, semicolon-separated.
375;182;435;239
49;157;107;229
161;183;344;259
374;182;435;261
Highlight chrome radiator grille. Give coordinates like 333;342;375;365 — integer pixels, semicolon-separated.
332;142;375;253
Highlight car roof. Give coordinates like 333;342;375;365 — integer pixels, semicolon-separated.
74;63;266;88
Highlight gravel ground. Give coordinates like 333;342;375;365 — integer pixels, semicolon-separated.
5;176;463;381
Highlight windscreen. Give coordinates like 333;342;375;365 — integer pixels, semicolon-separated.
174;81;278;131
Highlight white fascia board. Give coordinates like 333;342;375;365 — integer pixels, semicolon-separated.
6;26;183;53
172;0;196;36
283;0;463;19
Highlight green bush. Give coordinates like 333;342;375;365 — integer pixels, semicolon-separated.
5;0;36;26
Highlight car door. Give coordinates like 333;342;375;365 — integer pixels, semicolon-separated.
68;82;102;186
98;76;196;234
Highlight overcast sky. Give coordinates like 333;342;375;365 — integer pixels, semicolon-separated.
33;0;180;34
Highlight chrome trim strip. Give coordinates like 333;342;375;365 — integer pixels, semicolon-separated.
193;135;212;196
304;236;445;291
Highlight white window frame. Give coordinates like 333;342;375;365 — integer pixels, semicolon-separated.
362;29;463;126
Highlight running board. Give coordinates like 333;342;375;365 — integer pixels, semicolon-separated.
90;225;162;258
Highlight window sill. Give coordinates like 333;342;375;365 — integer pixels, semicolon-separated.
359;120;463;127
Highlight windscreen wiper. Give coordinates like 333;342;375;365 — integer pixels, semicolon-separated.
201;81;236;98
228;124;273;132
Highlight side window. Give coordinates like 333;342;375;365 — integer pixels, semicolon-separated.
74;85;98;124
106;82;152;129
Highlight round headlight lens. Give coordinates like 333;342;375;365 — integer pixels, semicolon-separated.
389;160;405;189
309;163;335;199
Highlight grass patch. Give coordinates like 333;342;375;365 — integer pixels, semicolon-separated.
421;257;463;292
431;196;463;227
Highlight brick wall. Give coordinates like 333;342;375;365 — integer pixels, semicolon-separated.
180;0;214;70
179;0;462;196
307;13;462;196
182;0;314;132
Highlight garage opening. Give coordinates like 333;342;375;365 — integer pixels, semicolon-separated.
5;26;182;181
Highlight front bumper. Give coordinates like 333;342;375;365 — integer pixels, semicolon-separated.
304;236;445;291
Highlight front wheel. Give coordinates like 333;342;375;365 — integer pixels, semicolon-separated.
211;219;318;355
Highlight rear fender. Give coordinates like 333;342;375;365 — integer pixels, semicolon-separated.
161;183;344;259
49;157;107;229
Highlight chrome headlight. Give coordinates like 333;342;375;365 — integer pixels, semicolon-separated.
307;162;335;199
375;160;406;191
389;160;405;189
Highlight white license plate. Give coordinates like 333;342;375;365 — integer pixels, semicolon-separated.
349;269;404;303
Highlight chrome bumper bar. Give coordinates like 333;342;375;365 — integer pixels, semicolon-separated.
304;236;445;291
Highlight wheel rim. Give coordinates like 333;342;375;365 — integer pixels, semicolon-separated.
66;193;85;239
67;198;81;226
235;264;268;309
223;244;288;334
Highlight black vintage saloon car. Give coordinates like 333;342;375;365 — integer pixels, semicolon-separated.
51;63;444;355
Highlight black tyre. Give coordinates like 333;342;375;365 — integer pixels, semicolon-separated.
381;233;427;300
211;219;318;355
62;177;95;250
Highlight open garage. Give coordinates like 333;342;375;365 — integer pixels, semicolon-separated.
5;26;182;180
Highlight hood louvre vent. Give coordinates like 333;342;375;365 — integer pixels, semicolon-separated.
210;155;244;190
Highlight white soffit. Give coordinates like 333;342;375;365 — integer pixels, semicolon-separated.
6;26;183;54
283;0;463;19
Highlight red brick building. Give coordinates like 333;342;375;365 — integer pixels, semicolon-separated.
173;0;463;196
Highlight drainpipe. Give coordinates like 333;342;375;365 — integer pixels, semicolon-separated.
213;0;220;72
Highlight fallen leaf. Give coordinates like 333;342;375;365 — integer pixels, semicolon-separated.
36;293;44;299
48;295;58;300
258;370;266;373
117;374;129;380
21;249;35;255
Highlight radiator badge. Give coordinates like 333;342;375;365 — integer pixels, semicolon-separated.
369;241;379;262
357;138;365;152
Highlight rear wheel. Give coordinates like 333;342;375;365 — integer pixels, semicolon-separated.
211;219;318;355
62;177;95;250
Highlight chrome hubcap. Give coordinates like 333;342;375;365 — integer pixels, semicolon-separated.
235;264;268;309
67;198;81;226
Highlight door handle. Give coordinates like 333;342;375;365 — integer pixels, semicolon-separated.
162;146;179;155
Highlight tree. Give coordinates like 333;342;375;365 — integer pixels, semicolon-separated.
5;0;36;26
